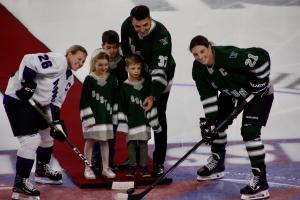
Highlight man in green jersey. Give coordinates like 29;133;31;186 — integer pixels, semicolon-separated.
190;35;273;200
121;5;176;176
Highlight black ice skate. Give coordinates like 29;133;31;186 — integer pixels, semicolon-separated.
197;153;225;181
12;175;40;200
240;168;270;200
34;161;62;185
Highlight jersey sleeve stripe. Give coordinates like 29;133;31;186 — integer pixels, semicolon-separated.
202;96;218;106
82;117;96;128
152;76;168;86
80;107;93;118
203;105;218;115
257;70;270;79
251;61;269;73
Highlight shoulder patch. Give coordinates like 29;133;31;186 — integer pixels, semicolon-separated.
159;37;169;45
229;51;238;59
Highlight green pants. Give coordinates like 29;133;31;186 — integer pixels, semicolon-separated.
127;140;148;167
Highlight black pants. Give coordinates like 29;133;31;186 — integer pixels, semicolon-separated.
217;93;274;131
152;92;170;165
3;95;48;136
212;93;274;154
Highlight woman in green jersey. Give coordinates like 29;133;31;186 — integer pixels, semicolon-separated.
190;35;274;200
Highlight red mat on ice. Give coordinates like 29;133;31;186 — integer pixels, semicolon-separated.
0;4;158;188
0;4;49;93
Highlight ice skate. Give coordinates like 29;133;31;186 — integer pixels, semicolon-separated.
240;168;270;200
34;161;62;185
197;153;225;181
12;175;40;200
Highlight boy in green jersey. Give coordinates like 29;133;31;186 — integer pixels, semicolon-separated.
190;35;274;200
121;4;176;176
117;54;161;177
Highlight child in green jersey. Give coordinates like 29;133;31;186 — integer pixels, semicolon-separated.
80;51;118;180
117;54;161;178
190;35;274;200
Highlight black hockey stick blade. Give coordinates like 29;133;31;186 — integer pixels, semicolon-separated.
126;176;173;195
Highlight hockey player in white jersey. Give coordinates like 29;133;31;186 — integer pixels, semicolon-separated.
3;45;87;200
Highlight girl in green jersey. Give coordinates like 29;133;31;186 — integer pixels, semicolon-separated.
80;51;117;180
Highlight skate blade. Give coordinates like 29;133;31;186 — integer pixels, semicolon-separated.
12;192;40;200
34;177;63;185
241;189;270;200
197;172;224;181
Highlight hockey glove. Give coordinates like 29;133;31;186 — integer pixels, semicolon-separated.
50;120;68;142
249;78;269;97
15;79;37;101
199;117;217;145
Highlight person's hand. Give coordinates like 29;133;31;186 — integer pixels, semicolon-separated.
249;78;269;97
50;120;68;142
142;96;154;112
199;117;217;145
16;79;37;101
152;125;162;133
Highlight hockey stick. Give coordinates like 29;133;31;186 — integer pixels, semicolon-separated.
28;99;104;181
116;94;255;200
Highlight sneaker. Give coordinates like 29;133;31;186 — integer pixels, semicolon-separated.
84;167;96;180
197;153;225;181
153;163;164;176
102;168;116;179
126;166;136;177
12;175;40;200
34;161;62;185
140;167;151;178
240;168;270;200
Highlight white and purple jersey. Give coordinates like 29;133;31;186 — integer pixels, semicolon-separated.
5;52;74;109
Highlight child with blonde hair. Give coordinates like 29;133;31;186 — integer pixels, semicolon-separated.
80;51;118;179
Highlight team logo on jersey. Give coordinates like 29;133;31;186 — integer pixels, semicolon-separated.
160;37;168;45
229;51;238;59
